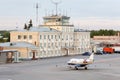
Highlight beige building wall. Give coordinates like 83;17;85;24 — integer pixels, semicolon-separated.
10;29;91;58
3;47;38;59
10;30;62;58
10;31;39;46
93;36;120;44
3;47;28;59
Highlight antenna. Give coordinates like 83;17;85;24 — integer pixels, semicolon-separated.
51;0;61;15
45;9;47;16
36;3;39;27
63;9;65;16
16;22;18;30
65;10;67;16
59;8;61;15
52;10;54;15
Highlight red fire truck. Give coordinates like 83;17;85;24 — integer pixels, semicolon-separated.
103;47;114;54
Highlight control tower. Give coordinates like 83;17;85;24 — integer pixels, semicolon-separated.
39;0;74;32
43;15;70;26
40;15;74;32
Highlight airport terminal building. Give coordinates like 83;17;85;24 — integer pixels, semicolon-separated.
9;14;91;59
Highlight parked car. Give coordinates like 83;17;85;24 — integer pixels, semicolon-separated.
95;50;107;55
82;52;91;56
95;50;104;55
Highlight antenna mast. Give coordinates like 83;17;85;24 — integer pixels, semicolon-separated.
36;3;39;27
51;0;61;15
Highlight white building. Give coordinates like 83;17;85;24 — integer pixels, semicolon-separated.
9;14;91;59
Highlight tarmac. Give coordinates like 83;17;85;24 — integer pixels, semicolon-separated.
0;53;120;80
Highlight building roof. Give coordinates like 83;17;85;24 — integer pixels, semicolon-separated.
0;50;17;53
0;42;38;49
40;25;74;27
15;27;59;32
74;29;90;32
43;15;70;19
31;27;59;32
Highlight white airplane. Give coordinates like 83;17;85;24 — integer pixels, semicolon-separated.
67;52;94;70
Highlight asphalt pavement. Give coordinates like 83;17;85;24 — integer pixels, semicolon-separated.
0;54;120;80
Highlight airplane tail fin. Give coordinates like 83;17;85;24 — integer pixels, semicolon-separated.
89;52;94;60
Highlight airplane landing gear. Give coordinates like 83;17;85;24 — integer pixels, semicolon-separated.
74;66;88;70
75;66;79;70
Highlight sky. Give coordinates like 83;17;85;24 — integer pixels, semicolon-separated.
0;0;120;30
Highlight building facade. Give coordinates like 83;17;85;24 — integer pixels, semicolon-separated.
0;42;38;59
92;34;120;44
10;14;91;59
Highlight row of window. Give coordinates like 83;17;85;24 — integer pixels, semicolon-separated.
40;35;60;40
76;36;90;39
40;43;60;48
0;53;21;57
29;50;61;57
62;27;74;32
17;34;89;41
40;50;60;54
62;35;73;40
18;35;32;40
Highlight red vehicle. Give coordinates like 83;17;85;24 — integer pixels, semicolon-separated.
103;47;114;53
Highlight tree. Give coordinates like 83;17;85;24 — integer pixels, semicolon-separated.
24;23;28;29
28;19;33;29
90;29;118;38
24;19;33;30
3;31;10;42
0;31;10;42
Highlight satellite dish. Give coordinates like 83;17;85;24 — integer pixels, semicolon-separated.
51;0;61;3
51;0;62;15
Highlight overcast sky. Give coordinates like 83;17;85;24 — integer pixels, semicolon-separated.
0;0;120;30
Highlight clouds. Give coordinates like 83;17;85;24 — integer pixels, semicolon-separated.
0;0;120;30
0;0;120;17
72;17;120;30
74;0;120;17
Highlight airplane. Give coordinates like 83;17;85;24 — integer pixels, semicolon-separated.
67;52;94;70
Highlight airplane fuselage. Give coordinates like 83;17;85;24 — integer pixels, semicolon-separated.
67;58;93;65
67;53;94;70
